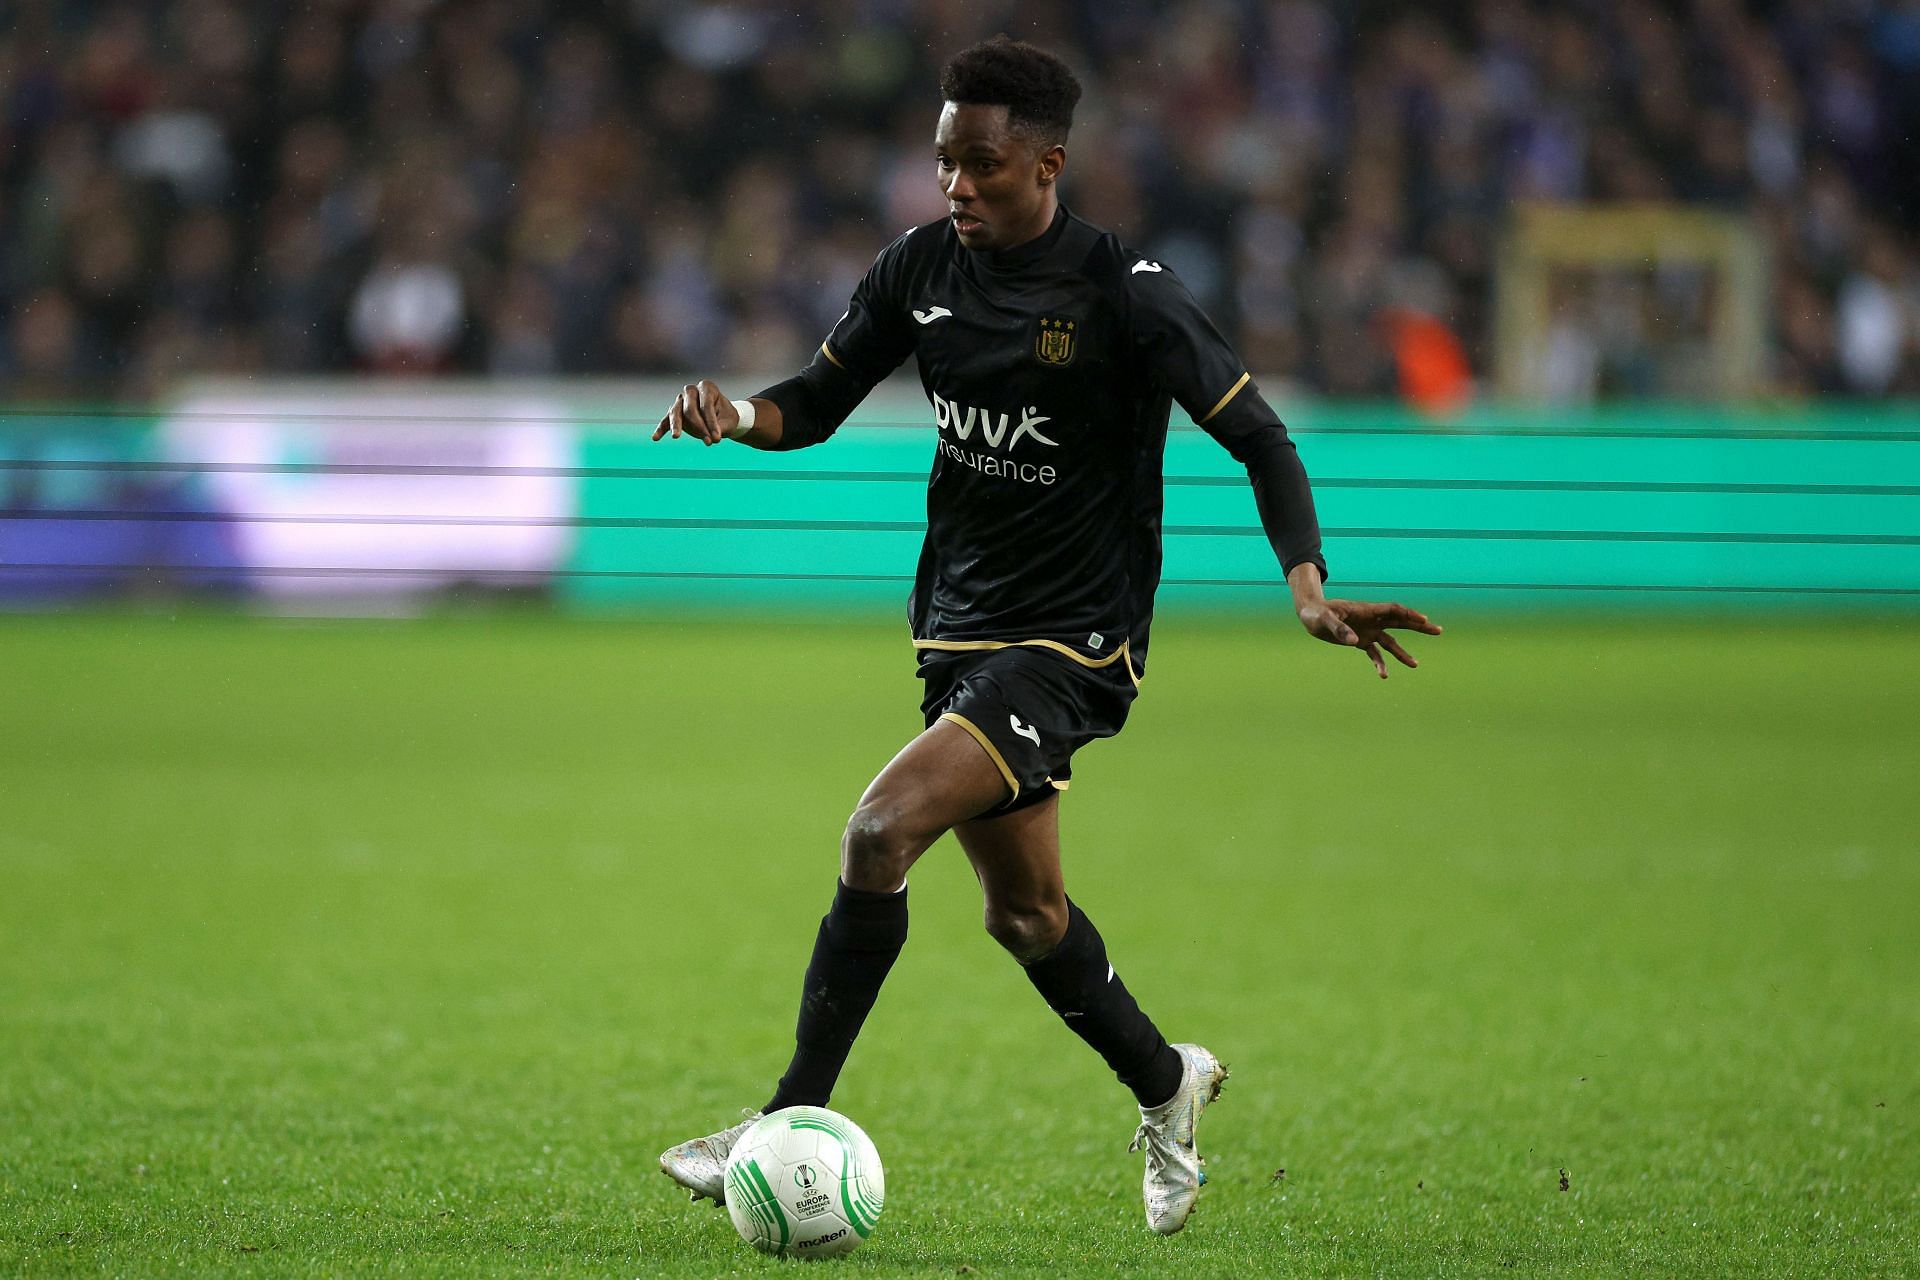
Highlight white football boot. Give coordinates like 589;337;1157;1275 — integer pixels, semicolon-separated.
1129;1043;1228;1234
658;1109;762;1205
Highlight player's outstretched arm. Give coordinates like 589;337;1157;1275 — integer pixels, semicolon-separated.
651;380;785;449
1121;258;1442;678
1287;562;1442;680
652;228;918;454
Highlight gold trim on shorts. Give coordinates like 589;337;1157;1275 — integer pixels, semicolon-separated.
938;712;1017;796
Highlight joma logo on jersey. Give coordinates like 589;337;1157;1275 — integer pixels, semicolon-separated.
1035;316;1077;366
932;392;1059;449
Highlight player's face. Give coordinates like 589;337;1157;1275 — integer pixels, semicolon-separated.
935;102;1064;253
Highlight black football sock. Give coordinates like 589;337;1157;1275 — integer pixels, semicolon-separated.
1021;899;1185;1107
765;880;909;1113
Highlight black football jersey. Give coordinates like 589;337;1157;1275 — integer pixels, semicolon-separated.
760;206;1323;676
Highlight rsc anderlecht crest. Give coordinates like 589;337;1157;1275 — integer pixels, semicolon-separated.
1035;316;1077;367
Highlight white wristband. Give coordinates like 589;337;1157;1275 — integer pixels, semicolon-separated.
726;398;757;439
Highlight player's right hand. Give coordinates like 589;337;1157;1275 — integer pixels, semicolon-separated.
652;380;738;446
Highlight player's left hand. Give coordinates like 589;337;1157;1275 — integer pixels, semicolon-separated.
1296;598;1442;679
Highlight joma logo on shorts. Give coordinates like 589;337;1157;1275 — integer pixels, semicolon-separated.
932;392;1059;450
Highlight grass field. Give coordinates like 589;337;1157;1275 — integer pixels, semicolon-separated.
2;610;1916;1277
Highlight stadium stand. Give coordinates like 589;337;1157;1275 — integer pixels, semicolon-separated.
1;0;1916;400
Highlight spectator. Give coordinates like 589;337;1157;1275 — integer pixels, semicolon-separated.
0;1;1914;399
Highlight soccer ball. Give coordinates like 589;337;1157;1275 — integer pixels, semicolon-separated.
722;1106;885;1258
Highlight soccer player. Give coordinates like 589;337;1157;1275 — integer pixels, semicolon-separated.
653;38;1441;1234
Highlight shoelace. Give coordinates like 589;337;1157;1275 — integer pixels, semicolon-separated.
684;1110;760;1162
710;1110;760;1152
1129;1120;1176;1180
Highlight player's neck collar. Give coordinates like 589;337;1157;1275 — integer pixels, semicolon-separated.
983;204;1070;271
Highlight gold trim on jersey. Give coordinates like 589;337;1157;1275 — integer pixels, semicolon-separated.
1197;371;1251;424
914;636;1144;689
820;341;846;371
915;636;1126;668
938;712;1017;795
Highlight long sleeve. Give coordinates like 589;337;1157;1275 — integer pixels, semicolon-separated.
1126;259;1326;581
758;229;920;450
1194;388;1326;582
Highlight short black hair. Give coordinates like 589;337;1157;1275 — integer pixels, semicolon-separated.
939;37;1082;149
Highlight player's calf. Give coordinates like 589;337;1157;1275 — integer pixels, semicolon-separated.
983;899;1068;961
1019;900;1186;1108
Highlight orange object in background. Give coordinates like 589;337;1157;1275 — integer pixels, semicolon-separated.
1379;307;1473;416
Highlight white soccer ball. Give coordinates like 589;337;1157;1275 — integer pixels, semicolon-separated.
722;1106;885;1258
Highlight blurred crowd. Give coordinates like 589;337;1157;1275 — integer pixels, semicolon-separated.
2;0;1918;403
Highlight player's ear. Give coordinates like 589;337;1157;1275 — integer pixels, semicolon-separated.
1037;143;1066;187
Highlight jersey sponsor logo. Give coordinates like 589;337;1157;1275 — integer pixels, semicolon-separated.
1130;260;1163;274
1009;714;1041;747
931;392;1059;449
931;391;1062;484
1035;316;1078;366
913;305;953;325
936;437;1058;485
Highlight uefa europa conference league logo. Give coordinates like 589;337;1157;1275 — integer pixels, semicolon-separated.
791;1163;833;1218
931;390;1062;486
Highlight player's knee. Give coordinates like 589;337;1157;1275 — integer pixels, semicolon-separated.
840;804;916;890
984;899;1067;961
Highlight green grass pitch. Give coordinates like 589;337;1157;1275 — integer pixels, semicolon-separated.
2;610;1915;1277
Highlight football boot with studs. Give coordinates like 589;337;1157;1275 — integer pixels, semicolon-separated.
658;1109;762;1205
1129;1043;1228;1234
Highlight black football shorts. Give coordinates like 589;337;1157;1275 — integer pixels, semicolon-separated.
917;643;1138;814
